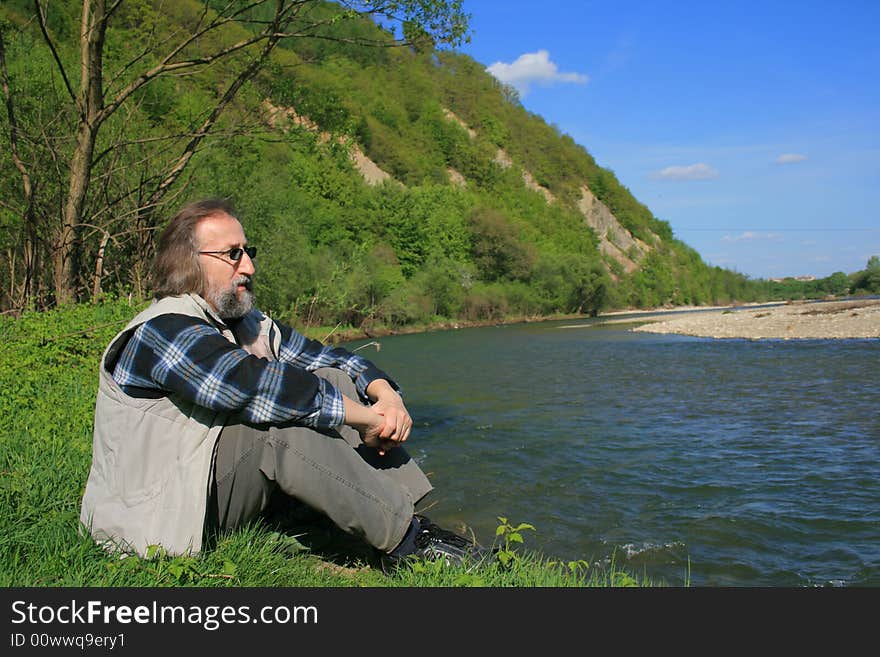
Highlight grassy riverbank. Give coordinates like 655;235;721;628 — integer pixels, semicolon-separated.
300;310;588;344
0;299;659;587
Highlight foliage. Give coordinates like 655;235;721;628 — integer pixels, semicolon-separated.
851;256;880;295
493;516;535;567
0;0;469;308
0;0;848;331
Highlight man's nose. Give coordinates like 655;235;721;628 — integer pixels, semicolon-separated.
238;250;256;274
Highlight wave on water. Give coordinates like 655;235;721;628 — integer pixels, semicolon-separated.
599;540;688;566
365;318;880;586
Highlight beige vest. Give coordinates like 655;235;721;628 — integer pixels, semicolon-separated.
79;293;280;556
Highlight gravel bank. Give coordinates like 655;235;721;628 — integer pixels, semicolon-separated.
630;298;880;339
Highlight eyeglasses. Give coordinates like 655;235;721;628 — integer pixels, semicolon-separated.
198;246;257;262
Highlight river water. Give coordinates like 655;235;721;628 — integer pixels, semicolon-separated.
344;314;880;587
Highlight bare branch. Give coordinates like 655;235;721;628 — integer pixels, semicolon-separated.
103;0;212;95
101;31;269;125
143;13;290;209
103;26;162;95
105;0;125;19
34;0;77;104
0;198;24;214
277;31;404;48
100;0;300;121
79;221;161;240
0;28;33;202
92;130;199;167
92;121;261;170
0;26;40;302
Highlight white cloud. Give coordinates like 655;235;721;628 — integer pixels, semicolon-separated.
723;232;783;243
723;231;758;242
486;50;588;96
776;153;807;164
652;163;719;181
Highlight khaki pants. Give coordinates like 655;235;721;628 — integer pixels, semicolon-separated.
211;368;433;553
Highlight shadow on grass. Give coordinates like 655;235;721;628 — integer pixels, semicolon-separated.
255;489;385;570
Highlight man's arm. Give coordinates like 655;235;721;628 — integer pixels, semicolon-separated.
275;324;401;401
113;314;345;429
114;314;408;453
275;323;413;449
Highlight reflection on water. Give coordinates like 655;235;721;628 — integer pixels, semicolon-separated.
345;317;880;586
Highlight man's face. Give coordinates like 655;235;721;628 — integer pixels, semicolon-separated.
195;212;256;320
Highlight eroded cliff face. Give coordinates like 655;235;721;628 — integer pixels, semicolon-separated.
442;109;655;277
262;99;393;186
262;99;657;278
577;186;654;275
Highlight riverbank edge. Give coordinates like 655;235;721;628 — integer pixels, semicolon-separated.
304;296;879;344
302;311;582;344
302;302;762;344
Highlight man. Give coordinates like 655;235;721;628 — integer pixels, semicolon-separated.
80;198;483;568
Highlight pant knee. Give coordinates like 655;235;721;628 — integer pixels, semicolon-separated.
314;367;357;398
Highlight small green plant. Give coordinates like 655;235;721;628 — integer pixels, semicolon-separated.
611;571;639;587
494;516;535;567
547;558;592;576
146;545;202;584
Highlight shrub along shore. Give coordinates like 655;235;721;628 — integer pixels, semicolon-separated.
309;296;880;344
306;309;587;344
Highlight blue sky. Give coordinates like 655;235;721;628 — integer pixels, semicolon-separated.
455;1;880;279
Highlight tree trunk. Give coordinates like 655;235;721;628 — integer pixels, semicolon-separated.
55;124;96;304
92;230;110;301
7;249;16;308
54;0;107;305
0;27;39;308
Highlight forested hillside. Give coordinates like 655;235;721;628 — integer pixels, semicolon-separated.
0;1;826;332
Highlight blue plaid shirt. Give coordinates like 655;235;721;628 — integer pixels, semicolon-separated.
110;313;397;429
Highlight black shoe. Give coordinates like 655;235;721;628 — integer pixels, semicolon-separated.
413;515;490;564
383;515;488;570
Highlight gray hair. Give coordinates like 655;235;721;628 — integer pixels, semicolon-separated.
151;198;238;299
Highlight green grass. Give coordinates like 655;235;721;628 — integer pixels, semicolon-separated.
0;299;662;587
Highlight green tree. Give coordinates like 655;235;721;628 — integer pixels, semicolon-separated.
467;206;535;282
0;0;469;309
852;255;880;294
823;271;851;296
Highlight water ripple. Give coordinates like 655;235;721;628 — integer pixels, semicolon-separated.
346;321;880;586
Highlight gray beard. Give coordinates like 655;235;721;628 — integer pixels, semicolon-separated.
206;276;255;320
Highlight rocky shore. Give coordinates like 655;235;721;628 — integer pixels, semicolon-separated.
628;298;880;340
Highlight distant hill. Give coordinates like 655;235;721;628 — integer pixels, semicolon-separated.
230;13;764;323
0;1;812;326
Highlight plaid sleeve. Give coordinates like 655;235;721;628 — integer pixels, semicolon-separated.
275;323;401;400
112;314;345;428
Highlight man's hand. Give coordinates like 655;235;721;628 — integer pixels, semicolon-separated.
342;393;400;456
365;379;413;446
361;431;398;456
